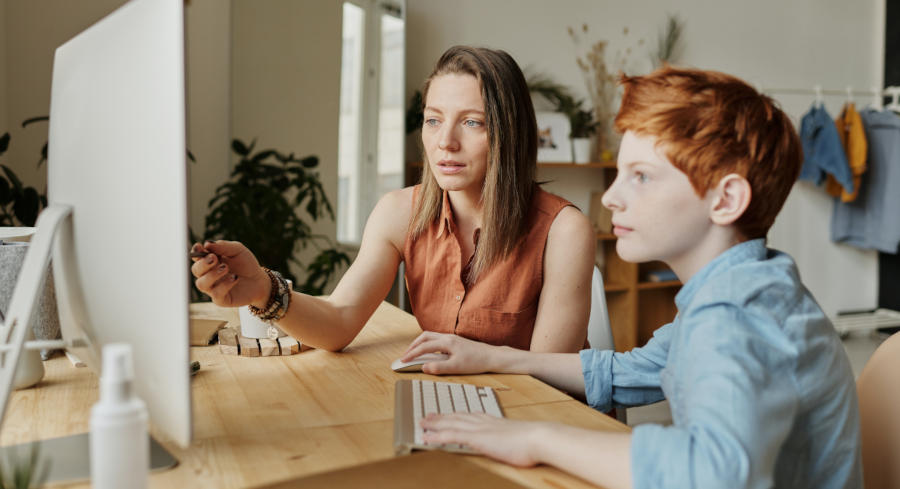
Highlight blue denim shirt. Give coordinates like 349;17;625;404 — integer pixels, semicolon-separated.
798;104;854;194
831;109;900;252
580;239;862;489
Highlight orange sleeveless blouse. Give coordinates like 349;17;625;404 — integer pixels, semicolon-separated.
403;185;573;350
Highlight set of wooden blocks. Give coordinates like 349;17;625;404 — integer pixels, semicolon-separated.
217;328;312;357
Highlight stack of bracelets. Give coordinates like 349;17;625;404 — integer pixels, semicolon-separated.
248;268;291;324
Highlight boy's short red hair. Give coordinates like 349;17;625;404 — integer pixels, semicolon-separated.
615;66;802;239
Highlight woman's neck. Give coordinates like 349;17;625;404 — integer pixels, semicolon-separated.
447;188;483;231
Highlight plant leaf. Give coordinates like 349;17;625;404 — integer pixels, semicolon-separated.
0;133;9;155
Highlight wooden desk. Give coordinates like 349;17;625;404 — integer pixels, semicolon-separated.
2;302;628;488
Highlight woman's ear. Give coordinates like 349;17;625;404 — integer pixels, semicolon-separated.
709;174;752;226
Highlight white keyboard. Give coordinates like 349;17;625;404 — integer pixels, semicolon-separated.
393;379;504;455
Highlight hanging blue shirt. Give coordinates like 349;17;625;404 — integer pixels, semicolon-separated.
580;239;862;489
798;104;855;194
831;109;900;252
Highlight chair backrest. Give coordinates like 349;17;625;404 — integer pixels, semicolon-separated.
857;332;900;489
587;266;614;351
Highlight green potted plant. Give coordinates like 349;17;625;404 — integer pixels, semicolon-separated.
0;117;49;227
198;138;350;299
527;75;598;163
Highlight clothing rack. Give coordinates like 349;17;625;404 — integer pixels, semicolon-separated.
761;85;900;110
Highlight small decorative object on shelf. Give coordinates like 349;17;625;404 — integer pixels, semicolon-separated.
535;111;573;163
645;268;678;283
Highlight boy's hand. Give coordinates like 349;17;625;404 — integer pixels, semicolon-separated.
190;240;270;308
421;413;546;467
401;332;498;375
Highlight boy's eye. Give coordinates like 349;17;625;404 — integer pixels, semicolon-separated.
634;172;648;183
463;119;483;128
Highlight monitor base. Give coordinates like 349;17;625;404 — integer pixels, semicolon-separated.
0;432;178;484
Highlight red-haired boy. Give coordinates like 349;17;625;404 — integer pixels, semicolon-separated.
400;67;862;489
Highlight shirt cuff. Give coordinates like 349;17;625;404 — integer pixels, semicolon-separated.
580;348;614;411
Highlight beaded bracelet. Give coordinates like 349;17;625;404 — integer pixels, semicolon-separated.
248;268;291;324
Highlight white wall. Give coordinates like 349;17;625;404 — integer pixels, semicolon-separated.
405;0;884;316
231;0;343;281
185;1;231;235
1;1;231;238
0;0;7;136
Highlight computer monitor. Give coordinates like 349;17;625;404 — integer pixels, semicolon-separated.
0;0;191;478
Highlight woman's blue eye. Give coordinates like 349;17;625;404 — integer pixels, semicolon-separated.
464;119;483;128
424;118;440;127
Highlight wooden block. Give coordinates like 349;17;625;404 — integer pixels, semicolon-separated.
277;336;300;355
299;343;313;352
258;338;280;356
219;344;238;356
218;327;239;346
190;317;227;346
239;336;260;357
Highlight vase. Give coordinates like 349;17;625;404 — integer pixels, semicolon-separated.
572;138;593;164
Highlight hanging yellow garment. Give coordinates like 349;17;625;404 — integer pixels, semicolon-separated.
826;103;867;202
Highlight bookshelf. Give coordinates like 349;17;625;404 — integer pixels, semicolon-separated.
405;160;680;351
549;161;681;352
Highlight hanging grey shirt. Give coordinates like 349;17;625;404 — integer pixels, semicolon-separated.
831;109;900;252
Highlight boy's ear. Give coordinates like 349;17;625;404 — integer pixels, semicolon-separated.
709;174;751;226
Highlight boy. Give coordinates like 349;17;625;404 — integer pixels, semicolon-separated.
401;67;862;489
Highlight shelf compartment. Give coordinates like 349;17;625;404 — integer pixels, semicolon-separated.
596;232;616;241
537;161;616;168
637;280;682;290
604;282;630;293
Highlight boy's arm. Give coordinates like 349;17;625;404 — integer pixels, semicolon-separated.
404;332;586;394
421;415;634;489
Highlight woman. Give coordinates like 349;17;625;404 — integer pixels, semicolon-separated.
191;45;595;353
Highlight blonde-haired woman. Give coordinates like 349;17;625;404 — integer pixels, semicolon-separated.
191;45;595;354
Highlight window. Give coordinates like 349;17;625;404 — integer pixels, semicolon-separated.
337;0;405;245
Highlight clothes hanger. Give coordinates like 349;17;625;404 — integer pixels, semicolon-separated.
886;87;900;113
870;86;884;111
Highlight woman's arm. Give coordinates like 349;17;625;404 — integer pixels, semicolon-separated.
192;187;413;351
530;206;596;352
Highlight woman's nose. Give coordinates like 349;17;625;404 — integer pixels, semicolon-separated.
438;126;459;152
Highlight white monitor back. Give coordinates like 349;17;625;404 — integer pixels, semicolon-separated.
47;0;191;447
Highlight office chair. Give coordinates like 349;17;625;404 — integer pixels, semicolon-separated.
587;266;614;350
856;332;900;489
586;266;627;423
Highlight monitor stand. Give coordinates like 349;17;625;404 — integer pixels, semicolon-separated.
0;434;177;484
0;205;179;483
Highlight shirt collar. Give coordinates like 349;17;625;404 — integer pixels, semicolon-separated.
675;238;767;310
437;190;455;238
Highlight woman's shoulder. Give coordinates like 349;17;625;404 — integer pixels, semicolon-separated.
532;186;574;215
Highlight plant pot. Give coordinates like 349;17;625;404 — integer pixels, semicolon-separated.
571;138;593;164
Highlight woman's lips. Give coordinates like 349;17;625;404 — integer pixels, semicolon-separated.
437;160;465;175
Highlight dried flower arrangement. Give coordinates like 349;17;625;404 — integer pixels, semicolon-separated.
568;24;643;159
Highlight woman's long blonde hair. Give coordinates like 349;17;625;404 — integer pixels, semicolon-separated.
410;46;538;284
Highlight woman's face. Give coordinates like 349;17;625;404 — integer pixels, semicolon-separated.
421;73;490;196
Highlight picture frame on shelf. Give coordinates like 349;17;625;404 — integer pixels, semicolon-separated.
535;111;571;163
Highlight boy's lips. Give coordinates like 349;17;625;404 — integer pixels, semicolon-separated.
612;223;633;236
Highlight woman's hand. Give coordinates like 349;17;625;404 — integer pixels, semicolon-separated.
421;413;547;467
400;331;500;375
190;240;270;308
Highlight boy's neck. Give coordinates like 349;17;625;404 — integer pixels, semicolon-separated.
666;227;747;284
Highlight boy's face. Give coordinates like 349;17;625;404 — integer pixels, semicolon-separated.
602;131;716;266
